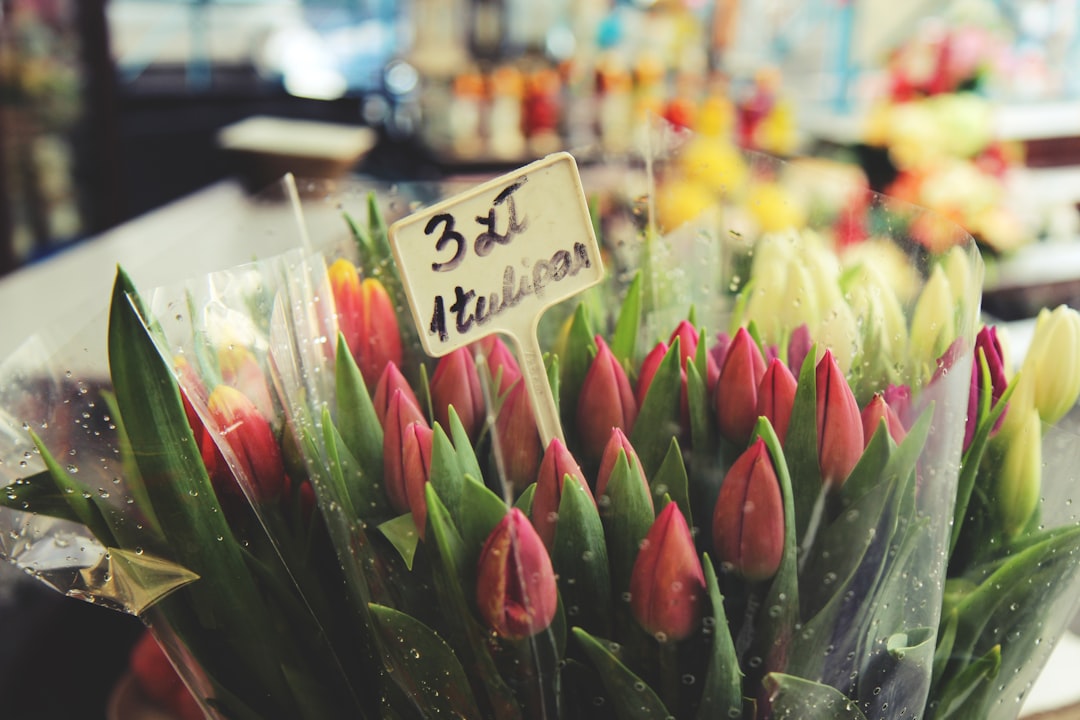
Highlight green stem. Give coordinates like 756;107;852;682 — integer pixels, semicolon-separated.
660;640;680;715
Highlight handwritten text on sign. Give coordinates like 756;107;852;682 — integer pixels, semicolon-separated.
388;152;604;356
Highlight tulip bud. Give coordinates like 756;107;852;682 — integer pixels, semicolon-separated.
757;358;797;445
786;324;812;378
218;345;276;422
595;428;650;506
966;326;1008;449
476;508;558;640
329;258;403;392
715;327;768;445
383;389;429;515
430;347;486;442
710;332;731;372
373;362;420;426
815;350;863;487
1020;305;1080;425
712;438;784;581
910;264;956;374
478;335;523;395
576;337;638;465
400;422;434;536
635;341;670;409
883;384;913;427
629;502;706;642
492;381;543;494
532;439;594;549
206;385;286;502
669;320;719;389
861;393;907;447
996;407;1042;538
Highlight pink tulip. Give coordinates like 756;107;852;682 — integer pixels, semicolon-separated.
576;337;638;465
373;362;420;426
815;350;864;487
430;347;486;441
715;327;768;445
595;428;651;507
492;381;542;494
383;389;429;515
861;393;907;447
757;358;797;446
629;503;706;642
635;341;671;410
531;438;594;549
476;508;558;640
712;438;784;581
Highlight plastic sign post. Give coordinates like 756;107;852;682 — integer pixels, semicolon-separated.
388;152;604;446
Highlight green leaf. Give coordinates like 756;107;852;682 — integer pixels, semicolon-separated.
696;557;742;720
430;422;465;522
650;438;692;529
378;513;421;570
345;210;374;260
932;645;1001;720
553;477;611;637
26;431;117;546
334;335;384;484
368;603;484;718
686;360;711;460
611;272;642;367
784;343;822;544
572;627;672;720
598;451;655;595
762;673;870;720
0;470;86;527
456;476;510;584
514;482;536;515
630;340;683;478
448;407;485;482
321;405;359;521
751;418;800;671
559;303;599;439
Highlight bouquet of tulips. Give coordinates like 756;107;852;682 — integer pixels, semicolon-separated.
2;146;1080;720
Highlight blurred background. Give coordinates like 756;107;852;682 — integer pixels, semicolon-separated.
2;0;1080;717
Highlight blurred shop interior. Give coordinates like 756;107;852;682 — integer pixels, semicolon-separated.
3;0;1080;717
3;0;1080;279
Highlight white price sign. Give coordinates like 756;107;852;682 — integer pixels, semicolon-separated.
388;152;603;444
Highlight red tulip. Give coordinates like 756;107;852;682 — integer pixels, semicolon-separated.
430;346;486;441
595;427;651;508
715;327;768;445
576;337;638;465
492;381;543;494
712;438;784;581
206;385;286;502
532;438;594;549
629;502;706;642
476;508;558;640
861;393;907;447
372;362;420;426
383;389;429;515
329;258;403;392
815;350;863;487
757;358;797;445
